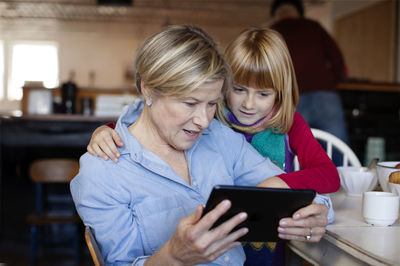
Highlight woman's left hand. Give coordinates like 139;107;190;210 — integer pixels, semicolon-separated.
277;203;328;242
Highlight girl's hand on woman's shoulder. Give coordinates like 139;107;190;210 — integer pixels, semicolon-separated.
87;125;124;162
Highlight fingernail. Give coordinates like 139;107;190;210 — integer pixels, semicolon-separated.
280;221;288;226
116;153;120;157
222;200;230;208
278;227;285;232
239;212;247;220
242;227;249;234
103;156;108;160
294;213;301;219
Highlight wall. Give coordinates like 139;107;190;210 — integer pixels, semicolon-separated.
0;19;250;89
0;18;261;111
1;0;397;112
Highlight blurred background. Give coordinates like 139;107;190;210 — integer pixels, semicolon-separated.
0;0;399;265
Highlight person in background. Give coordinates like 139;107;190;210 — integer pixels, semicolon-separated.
270;0;349;165
86;27;338;265
71;25;332;265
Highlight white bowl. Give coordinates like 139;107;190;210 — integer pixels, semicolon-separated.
338;167;377;196
376;161;400;192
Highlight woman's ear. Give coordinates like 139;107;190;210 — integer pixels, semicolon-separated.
141;82;153;106
141;81;150;98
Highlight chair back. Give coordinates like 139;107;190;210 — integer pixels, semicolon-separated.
27;158;82;265
85;226;105;266
29;158;79;183
294;128;361;171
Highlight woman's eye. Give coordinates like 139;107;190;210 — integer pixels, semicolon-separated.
208;102;217;107
184;102;196;106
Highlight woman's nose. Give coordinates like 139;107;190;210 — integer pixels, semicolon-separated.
193;107;210;129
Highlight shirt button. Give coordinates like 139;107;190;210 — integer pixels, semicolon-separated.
224;256;230;262
192;181;197;186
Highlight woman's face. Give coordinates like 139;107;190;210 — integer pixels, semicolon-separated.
149;79;223;151
227;84;276;125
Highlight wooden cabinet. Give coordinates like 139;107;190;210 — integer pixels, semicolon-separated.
334;1;397;83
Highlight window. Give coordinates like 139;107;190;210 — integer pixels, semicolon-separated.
7;42;58;100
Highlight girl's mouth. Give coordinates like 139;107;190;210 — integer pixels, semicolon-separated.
240;110;255;116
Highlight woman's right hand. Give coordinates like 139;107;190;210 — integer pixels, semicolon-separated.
148;200;248;265
87;125;124;162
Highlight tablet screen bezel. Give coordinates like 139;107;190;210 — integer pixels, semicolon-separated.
203;185;316;242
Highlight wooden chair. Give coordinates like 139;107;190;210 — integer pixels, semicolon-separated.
85;226;105;266
294;128;361;171
27;158;82;265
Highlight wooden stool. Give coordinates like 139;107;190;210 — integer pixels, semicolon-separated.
27;158;81;265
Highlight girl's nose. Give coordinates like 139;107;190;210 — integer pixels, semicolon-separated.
242;94;255;109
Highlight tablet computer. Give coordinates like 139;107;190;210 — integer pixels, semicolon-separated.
203;185;316;242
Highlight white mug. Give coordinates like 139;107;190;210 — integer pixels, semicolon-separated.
362;191;399;226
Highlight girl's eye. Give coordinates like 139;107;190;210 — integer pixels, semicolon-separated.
233;87;245;93
208;102;217;107
184;102;196;107
259;90;274;97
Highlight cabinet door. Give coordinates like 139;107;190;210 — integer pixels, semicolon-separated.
334;0;396;82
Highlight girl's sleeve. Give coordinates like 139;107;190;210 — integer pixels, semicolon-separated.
106;122;116;129
278;112;340;194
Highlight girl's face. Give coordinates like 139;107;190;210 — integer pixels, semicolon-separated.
227;84;276;125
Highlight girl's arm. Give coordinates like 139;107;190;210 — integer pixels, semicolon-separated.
278;112;340;194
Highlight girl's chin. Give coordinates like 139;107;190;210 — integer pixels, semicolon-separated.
238;119;256;126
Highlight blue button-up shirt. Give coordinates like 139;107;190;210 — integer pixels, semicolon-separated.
71;101;333;265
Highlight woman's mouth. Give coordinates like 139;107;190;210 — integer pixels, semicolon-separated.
183;129;200;139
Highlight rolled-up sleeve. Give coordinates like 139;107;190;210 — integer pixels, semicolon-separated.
70;154;145;265
132;256;150;266
313;194;335;224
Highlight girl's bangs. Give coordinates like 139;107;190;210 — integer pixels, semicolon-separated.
233;63;274;90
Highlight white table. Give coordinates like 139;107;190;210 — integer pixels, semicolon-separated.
288;189;400;266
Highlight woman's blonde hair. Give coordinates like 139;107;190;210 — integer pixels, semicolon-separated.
217;27;299;133
134;25;231;99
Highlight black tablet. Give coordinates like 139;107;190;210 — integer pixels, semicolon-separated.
203;185;316;242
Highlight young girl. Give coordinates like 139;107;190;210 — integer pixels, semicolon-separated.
86;28;339;265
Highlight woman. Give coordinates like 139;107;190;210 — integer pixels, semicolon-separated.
71;25;331;265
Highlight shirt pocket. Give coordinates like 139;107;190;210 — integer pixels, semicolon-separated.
134;194;187;253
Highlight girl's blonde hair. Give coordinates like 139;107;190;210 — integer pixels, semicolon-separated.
135;25;231;99
217;27;299;133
